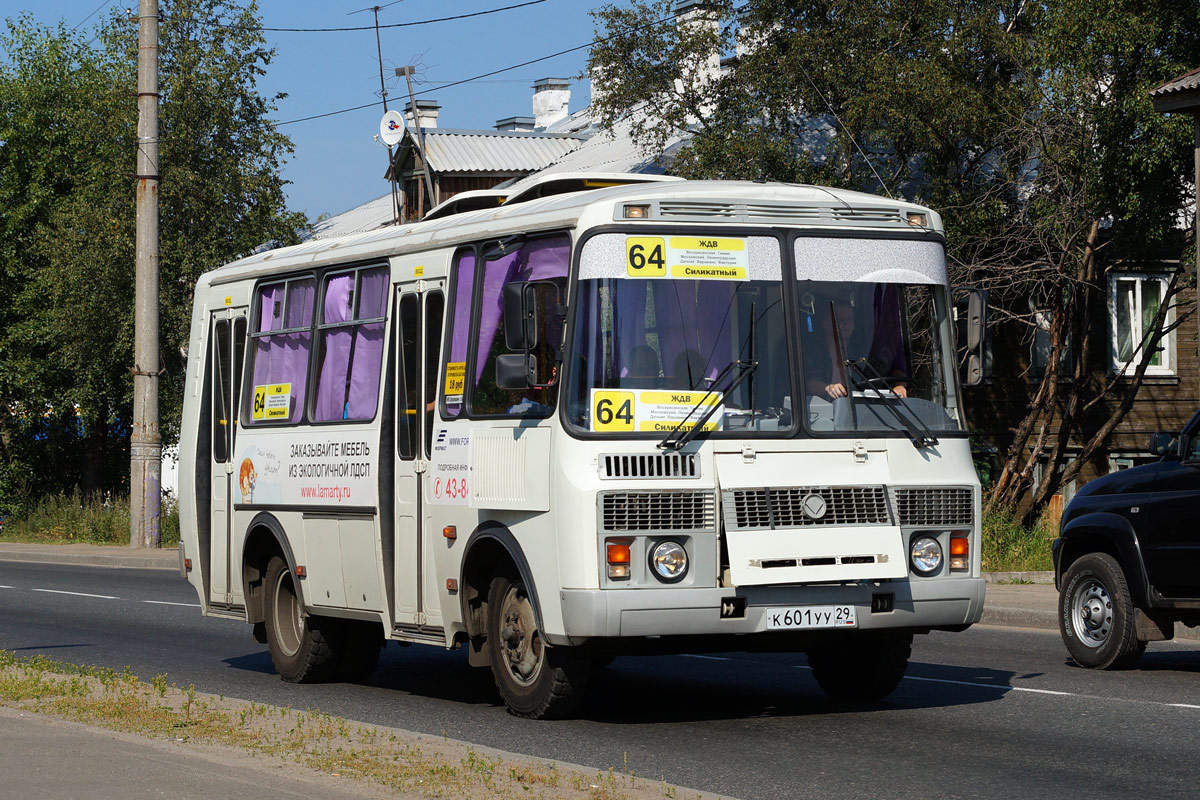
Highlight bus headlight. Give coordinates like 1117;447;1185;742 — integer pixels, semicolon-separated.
910;536;943;575
650;540;688;582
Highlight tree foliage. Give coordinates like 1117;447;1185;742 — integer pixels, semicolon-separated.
0;0;306;513
590;0;1200;520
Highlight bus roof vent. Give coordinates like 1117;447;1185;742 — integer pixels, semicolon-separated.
658;200;739;218
743;203;824;222
599;452;700;480
830;205;906;224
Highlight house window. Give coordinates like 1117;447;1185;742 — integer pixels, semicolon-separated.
1109;274;1172;375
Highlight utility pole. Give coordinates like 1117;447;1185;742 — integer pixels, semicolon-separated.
130;0;161;548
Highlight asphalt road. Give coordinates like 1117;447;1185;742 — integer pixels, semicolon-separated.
4;560;1200;800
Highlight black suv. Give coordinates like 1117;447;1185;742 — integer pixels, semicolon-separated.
1053;409;1200;669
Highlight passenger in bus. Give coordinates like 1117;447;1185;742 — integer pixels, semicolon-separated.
626;345;661;380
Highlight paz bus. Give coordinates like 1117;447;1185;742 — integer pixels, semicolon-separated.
178;173;987;719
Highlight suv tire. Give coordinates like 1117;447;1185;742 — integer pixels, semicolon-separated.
1059;552;1146;670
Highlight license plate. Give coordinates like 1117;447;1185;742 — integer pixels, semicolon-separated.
764;605;857;630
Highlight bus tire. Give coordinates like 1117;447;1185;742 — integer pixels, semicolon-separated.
487;573;589;719
808;632;912;702
338;620;384;682
264;555;341;683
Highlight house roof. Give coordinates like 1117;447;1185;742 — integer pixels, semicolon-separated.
1150;66;1200;113
400;128;585;174
304;192;396;240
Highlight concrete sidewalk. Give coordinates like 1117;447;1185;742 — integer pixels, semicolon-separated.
2;541;1197;640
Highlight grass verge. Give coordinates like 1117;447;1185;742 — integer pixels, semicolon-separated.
981;505;1055;573
0;491;179;548
0;650;703;800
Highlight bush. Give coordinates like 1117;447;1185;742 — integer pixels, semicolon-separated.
0;491;179;548
981;504;1055;572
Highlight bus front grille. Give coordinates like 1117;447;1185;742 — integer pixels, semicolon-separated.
723;486;891;531
600;491;715;532
893;487;974;527
599;452;700;479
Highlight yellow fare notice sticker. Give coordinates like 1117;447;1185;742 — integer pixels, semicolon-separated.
590;388;723;432
443;361;466;403
252;383;291;420
624;236;749;280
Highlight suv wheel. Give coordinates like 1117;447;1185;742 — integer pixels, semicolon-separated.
1059;552;1146;669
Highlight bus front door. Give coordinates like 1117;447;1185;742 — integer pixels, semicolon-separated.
208;308;246;605
393;283;445;627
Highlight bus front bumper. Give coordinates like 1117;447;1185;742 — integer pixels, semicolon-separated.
556;577;985;641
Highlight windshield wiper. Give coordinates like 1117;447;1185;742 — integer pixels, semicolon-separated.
843;357;939;449
657;357;759;451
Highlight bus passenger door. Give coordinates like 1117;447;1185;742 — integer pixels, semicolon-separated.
393;283;445;626
208;308;246;604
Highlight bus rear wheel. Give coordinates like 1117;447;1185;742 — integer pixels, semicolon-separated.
264;555;340;683
487;573;589;719
808;632;912;702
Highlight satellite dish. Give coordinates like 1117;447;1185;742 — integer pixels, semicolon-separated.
379;110;406;146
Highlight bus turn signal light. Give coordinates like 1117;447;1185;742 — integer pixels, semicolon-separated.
606;540;631;580
443;525;457;540
950;536;969;571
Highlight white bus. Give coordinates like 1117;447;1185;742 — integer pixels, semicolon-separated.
178;174;986;719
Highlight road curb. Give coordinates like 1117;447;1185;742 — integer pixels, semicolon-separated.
0;547;177;571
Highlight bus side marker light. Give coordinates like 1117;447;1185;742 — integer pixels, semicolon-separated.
606;540;631;580
295;565;307;579
446;578;458;593
443;526;457;540
949;536;969;572
183;558;192;572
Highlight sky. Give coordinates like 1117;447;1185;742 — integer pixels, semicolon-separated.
6;0;603;220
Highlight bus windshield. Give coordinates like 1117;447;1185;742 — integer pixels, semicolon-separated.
798;280;964;435
565;234;793;435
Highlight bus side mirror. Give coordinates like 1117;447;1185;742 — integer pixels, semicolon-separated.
955;287;989;387
496;354;537;390
1149;431;1178;457
503;282;539;351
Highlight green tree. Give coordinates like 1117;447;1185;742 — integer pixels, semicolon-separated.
589;0;1200;522
0;1;305;514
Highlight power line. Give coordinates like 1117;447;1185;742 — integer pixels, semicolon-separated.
74;0;114;30
216;0;548;33
273;11;679;127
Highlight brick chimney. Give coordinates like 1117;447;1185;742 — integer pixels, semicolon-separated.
404;99;440;129
532;78;570;129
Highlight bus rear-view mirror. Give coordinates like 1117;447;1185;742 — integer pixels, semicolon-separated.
496;353;538;390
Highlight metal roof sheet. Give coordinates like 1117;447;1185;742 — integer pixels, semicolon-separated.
420;129;583;173
1151;66;1200;98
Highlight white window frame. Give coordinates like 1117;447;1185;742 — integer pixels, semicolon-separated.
1108;273;1173;376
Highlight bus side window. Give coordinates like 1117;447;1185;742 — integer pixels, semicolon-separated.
212;319;231;462
396;293;419;460
442;248;475;419
470;235;570;416
424;291;445;457
314;266;388;422
245;278;314;425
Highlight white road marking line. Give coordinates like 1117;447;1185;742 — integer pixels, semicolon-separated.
31;588;118;600
683;654;732;661
142;600;200;608
0;585;13;589
903;674;1072;696
1168;703;1200;709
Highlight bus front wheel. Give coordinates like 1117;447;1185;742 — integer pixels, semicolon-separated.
487;573;589;719
808;632;912;702
264;555;341;683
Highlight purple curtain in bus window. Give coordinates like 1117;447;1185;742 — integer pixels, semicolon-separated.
252;332;310;423
609;280;727;383
868;284;907;376
446;252;476;417
473;237;569;382
347;322;384;419
285;279;315;328
314;274;355;421
357;268;388;319
259;283;285;332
